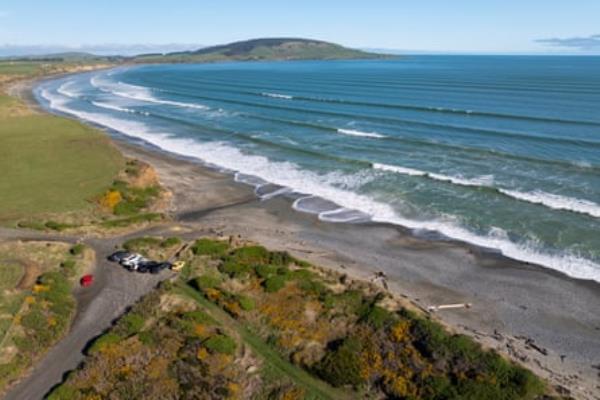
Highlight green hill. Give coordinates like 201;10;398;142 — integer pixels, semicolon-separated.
133;37;389;63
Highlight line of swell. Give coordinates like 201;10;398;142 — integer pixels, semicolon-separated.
156;76;600;127
176;74;600;104
97;102;370;169
81;90;600;211
373;163;600;218
92;83;599;174
151;85;600;149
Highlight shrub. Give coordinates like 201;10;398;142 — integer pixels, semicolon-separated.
219;261;253;278
113;201;141;216
227;246;270;265
204;334;236;355
16;220;46;230
118;313;145;336
317;337;364;387
88;332;122;353
191;238;229;257
269;251;293;266
161;237;181;248
183;310;217;325
69;243;85;255
194;274;221;290
263;275;287;293
99;189;122;209
237;295;255;311
45;221;75;231
360;305;396;329
254;264;278;279
47;384;78;400
298;279;328;297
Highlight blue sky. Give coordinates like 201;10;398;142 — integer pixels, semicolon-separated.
1;0;600;54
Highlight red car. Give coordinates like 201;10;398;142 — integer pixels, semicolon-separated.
80;274;94;287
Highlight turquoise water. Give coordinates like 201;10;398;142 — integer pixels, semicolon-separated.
36;56;600;281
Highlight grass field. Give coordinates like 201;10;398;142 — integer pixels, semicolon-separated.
0;95;124;223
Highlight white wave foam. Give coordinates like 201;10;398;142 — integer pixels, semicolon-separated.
90;74;208;110
92;101;136;114
373;163;493;187
262;92;293;100
373;163;427;176
337;128;386;138
40;88;600;282
499;190;600;218
57;82;79;99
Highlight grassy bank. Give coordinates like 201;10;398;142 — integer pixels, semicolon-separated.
0;104;124;223
48;237;551;400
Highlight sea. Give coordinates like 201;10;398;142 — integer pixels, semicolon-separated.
35;56;600;282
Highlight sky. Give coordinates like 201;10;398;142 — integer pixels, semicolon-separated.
1;0;600;55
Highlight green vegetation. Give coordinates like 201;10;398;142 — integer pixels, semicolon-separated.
191;238;229;257
203;334;237;355
99;213;163;228
49;237;548;399
0;263;24;291
0;109;124;224
0;241;91;391
133;38;388;63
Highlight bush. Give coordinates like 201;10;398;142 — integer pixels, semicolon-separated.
360;305;396;329
47;384;78;400
204;334;236;355
219;261;253;278
227;246;270;265
88;332;122;353
113;201;142;216
269;251;293;266
298;279;328;297
123;236;162;251
45;221;75;231
191;238;229;257
194;274;221;289
263;275;287;293
161;237;181;248
183;310;217;325
69;243;85;255
237;295;255;311
254;264;278;279
118;313;145;336
317;337;364;387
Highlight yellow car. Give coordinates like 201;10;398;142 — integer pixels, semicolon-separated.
171;260;186;272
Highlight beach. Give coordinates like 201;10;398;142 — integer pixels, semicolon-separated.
112;137;600;399
9;70;600;399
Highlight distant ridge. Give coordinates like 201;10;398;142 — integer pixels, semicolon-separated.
133;37;390;63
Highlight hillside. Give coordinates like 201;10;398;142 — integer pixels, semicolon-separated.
132;38;388;63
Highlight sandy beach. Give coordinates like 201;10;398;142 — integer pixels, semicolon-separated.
9;75;600;399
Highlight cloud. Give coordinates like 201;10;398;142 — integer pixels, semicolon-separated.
536;34;600;51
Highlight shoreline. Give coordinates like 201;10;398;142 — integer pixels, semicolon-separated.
14;72;600;399
111;138;600;399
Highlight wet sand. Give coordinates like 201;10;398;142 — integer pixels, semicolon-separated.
13;77;600;399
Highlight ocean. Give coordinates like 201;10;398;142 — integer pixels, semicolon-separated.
36;56;600;282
